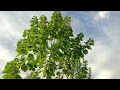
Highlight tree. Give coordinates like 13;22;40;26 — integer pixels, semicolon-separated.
2;11;94;79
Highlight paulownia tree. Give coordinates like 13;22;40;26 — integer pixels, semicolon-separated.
2;11;94;79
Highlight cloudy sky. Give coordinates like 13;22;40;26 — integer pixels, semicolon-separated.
0;11;119;79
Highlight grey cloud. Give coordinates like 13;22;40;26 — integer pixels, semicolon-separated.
88;11;120;79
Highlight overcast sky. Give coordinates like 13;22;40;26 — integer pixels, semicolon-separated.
0;11;119;79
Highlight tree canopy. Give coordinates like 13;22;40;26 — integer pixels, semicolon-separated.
2;11;94;79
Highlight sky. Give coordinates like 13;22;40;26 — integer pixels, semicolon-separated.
0;11;120;79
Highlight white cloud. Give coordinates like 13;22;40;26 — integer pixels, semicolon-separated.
96;69;114;79
86;11;120;79
86;41;112;79
94;11;110;21
87;34;120;79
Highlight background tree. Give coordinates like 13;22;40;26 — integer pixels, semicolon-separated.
2;11;94;79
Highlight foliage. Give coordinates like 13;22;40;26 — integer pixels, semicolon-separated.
2;11;94;79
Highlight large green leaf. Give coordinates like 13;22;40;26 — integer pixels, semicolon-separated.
83;49;88;55
21;63;28;72
42;67;46;77
28;53;34;61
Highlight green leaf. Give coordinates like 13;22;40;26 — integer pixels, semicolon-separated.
42;67;46;77
3;74;14;79
32;68;35;71
27;62;33;70
63;69;68;74
28;53;34;61
46;70;52;79
15;74;22;79
23;29;27;37
83;49;88;55
29;72;38;79
21;63;28;72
